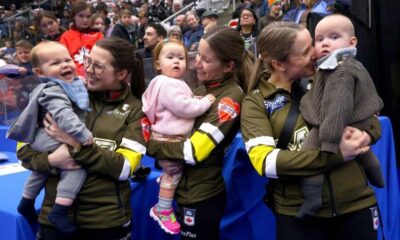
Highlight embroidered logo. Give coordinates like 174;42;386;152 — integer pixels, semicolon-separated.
370;206;379;231
141;117;151;142
264;95;287;115
113;104;131;119
183;208;195;226
218;97;240;122
73;46;89;64
93;138;117;151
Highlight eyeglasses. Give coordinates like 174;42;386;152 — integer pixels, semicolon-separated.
241;13;254;18
83;56;106;75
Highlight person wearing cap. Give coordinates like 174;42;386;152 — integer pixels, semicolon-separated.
201;11;219;34
259;0;284;30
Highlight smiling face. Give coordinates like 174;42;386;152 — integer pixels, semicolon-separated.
85;45;125;91
194;39;229;82
156;42;187;79
35;44;76;82
282;29;316;79
314;15;357;59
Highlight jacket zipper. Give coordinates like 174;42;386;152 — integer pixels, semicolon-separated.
327;173;337;217
89;103;106;131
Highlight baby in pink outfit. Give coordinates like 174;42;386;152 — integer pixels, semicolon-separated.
142;39;215;235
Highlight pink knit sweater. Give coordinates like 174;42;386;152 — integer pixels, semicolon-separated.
142;75;212;137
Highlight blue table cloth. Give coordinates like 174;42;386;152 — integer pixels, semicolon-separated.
0;116;399;240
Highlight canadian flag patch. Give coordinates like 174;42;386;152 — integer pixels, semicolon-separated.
183;208;195;226
141;117;151;142
218;97;240;122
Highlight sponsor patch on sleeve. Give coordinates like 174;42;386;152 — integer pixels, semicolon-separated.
218;97;240;122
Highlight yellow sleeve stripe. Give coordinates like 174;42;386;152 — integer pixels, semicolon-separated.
248;145;274;176
16;142;28;152
116;148;142;175
190;131;216;163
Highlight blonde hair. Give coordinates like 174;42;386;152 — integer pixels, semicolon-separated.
30;41;67;68
152;38;188;74
247;22;304;93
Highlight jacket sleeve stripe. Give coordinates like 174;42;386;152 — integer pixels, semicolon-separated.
245;136;275;152
116;148;142;175
120;138;146;154
198;122;225;143
16;141;28;152
265;149;280;179
183;139;196;165
248;145;273;176
190;131;216;163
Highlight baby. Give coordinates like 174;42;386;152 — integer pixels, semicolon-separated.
298;14;384;220
7;41;92;233
142;39;215;234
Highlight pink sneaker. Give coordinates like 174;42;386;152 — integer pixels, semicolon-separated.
149;205;181;234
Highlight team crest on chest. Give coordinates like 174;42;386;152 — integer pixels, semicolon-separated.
218;97;240;122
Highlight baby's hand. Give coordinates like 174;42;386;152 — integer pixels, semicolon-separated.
205;94;216;103
83;136;94;146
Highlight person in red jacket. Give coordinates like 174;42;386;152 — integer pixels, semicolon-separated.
60;0;103;76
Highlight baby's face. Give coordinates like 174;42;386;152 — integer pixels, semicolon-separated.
156;42;187;79
37;45;76;82
314;17;356;59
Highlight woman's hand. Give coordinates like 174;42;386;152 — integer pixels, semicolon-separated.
48;144;81;170
43;113;81;149
340;126;371;161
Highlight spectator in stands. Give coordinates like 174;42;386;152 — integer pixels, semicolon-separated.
168;25;183;41
201;11;219;34
183;11;203;51
36;11;66;42
16;37;147;240
175;14;186;30
14;40;34;77
237;7;258;54
147;26;253;240
60;9;71;29
0;39;16;62
259;0;284;30
148;0;168;22
137;22;167;85
111;9;135;44
60;0;103;76
136;12;149;49
91;14;106;36
249;0;268;19
137;22;167;59
241;21;381;240
173;0;183;13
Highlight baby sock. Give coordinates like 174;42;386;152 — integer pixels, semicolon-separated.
157;196;173;211
48;203;76;233
17;197;38;224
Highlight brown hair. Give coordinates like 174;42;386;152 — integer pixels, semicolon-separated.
202;26;254;91
119;9;132;19
70;0;91;24
247;22;303;93
36;10;57;26
152;38;188;74
30;41;66;68
90;14;104;27
15;40;33;50
95;37;145;99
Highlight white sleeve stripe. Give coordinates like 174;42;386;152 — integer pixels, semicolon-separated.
183;139;196;165
265;149;280;179
120;138;146;154
245;136;276;152
118;158;132;180
199;123;224;143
